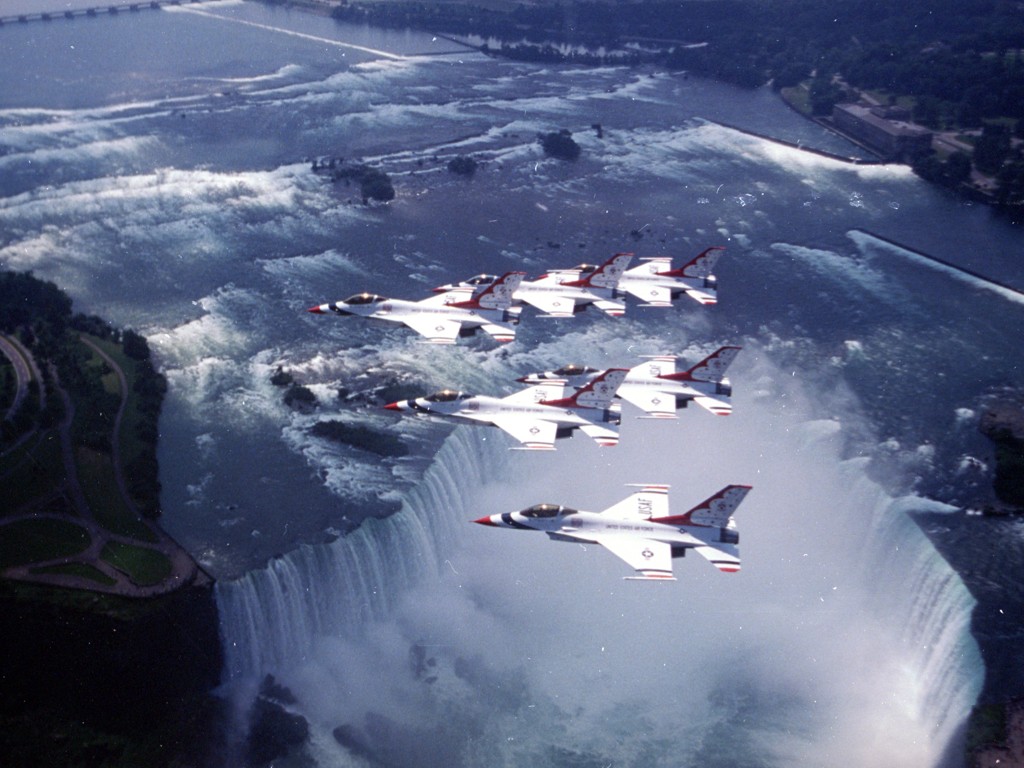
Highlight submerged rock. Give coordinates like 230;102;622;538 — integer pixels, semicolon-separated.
246;678;309;766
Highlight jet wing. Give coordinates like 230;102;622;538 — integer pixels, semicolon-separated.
501;381;566;405
693;543;741;573
681;285;718;306
621;283;674;307
416;290;471;307
591;298;627;317
592;536;676;580
400;315;465;344
490;416;558;450
578;422;620;447
615;385;678;419
692;394;732;416
518;292;581;318
479;322;517;343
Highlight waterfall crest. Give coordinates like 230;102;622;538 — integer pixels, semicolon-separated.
216;429;503;680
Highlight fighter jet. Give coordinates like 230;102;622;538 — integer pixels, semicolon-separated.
617;246;724;306
383;369;629;450
308;272;525;344
435;252;634;318
473;483;751;580
519;346;741;419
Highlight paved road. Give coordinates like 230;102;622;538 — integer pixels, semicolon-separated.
0;333;34;420
1;336;202;596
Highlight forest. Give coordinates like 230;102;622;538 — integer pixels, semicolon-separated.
1;270;166;517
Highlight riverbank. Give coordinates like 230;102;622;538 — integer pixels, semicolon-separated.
1;273;226;766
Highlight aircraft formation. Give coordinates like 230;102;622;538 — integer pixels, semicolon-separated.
308;245;751;579
308;247;722;344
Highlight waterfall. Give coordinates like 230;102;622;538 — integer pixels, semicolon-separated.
859;478;984;754
214;391;984;766
216;428;503;680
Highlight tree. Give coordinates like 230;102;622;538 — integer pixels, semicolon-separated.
447;156;478;177
332;164;395;204
944;151;973;186
122;329;151;361
974;125;1012;174
540;129;581;161
912;96;943;129
808;76;846;116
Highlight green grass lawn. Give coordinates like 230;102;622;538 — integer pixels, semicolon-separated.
100;541;171;587
0;517;91;568
779;84;811;116
76;447;156;542
30;561;117;586
83;336;146;466
0;356;15;413
0;430;67;516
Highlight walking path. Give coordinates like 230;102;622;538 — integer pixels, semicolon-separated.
2;335;205;596
0;333;41;422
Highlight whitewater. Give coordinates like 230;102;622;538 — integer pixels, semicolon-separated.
3;1;1023;764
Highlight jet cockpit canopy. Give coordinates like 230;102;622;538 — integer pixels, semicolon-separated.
463;274;499;286
519;503;576;518
553;364;599;377
424;389;469;403
343;293;385;305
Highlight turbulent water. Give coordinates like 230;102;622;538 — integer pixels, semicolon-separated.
4;1;1024;765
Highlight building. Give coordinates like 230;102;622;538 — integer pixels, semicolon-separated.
831;103;933;161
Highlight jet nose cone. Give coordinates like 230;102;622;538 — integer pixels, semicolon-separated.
472;516;497;526
308;305;325;314
384;401;401;411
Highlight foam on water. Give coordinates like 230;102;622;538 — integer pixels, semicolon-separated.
770;242;904;303
849;229;1024;305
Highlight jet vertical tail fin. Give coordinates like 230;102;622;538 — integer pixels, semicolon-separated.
651;484;751;527
659;346;741;384
541;368;629;409
600;484;671;520
658;246;724;279
562;252;634;290
450;271;525;310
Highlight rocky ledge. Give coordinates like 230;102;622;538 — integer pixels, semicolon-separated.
979;394;1024;510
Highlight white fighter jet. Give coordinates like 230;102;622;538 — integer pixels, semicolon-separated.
473;483;751;580
434;252;634;318
519;346;741;419
383;369;629;450
307;272;525;344
617;246;724;306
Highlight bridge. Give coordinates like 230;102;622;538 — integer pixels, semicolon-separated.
0;0;206;26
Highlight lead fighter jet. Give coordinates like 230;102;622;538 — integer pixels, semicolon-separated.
308;271;525;344
384;369;629;450
519;346;741;419
474;484;751;580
